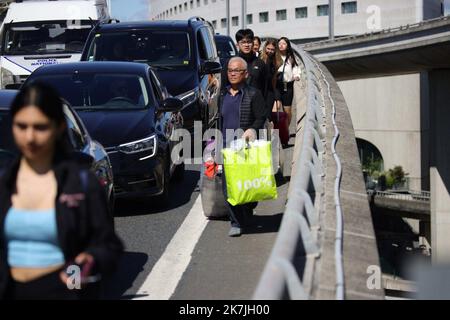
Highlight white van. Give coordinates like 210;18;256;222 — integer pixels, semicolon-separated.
0;0;111;89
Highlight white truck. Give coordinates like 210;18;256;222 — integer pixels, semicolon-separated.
0;0;111;89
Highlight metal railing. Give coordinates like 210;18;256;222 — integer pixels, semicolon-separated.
253;46;344;300
368;190;431;202
302;15;450;49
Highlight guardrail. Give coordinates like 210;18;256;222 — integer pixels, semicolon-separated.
253;46;344;299
302;15;450;49
368;190;431;202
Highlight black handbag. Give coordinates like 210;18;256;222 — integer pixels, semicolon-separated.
276;59;287;85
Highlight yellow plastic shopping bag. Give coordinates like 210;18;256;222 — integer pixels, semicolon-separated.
222;139;278;206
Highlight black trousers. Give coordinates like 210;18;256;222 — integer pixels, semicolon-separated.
221;167;256;228
5;269;80;300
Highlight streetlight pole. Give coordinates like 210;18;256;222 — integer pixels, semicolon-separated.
329;0;335;40
226;0;230;36
242;0;247;29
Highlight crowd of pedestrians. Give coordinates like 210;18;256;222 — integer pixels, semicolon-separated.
218;29;301;237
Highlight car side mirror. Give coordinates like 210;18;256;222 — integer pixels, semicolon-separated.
201;61;222;75
158;97;183;112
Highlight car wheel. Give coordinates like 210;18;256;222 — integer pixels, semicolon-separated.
172;161;185;181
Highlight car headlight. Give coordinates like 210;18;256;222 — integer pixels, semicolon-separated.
1;67;15;89
176;88;198;108
118;135;157;159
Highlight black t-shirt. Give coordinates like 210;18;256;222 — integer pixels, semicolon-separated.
239;52;268;98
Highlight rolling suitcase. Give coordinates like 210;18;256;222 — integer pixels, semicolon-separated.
200;139;229;219
272;109;289;145
200;171;229;220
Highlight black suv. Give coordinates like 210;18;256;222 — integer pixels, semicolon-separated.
81;17;222;131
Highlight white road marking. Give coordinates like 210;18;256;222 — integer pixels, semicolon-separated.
134;194;209;300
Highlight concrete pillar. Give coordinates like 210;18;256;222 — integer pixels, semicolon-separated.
420;72;430;191
429;69;450;264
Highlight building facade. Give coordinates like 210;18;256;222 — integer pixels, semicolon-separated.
151;0;443;42
151;0;443;190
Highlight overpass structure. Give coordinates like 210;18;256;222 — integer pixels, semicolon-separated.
300;16;450;264
302;15;450;80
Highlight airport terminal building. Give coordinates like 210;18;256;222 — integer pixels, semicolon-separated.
151;0;445;191
151;0;443;42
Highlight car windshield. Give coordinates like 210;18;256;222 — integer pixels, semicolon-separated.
3;20;93;55
215;38;236;59
31;73;150;110
87;31;192;67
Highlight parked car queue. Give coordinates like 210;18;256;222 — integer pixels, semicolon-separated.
0;17;238;211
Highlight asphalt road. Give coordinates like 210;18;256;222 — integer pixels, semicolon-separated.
101;160;289;300
102;110;297;300
102;164;202;299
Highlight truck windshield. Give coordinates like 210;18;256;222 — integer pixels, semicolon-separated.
3;20;93;55
29;73;150;110
86;31;192;67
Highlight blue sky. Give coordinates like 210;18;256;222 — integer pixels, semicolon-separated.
443;0;450;14
110;0;150;21
445;0;450;14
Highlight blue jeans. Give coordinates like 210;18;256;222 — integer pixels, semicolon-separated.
221;167;255;228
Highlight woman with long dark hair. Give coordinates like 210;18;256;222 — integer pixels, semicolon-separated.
0;82;123;300
260;38;283;119
276;37;301;127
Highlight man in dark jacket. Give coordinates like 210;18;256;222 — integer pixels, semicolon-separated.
220;57;266;237
221;30;268;103
235;29;268;99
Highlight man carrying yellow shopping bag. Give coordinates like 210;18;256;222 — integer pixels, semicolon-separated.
219;57;267;237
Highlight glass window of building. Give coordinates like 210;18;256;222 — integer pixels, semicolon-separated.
295;7;308;19
184;2;188;10
342;1;357;14
204;0;208;5
259;11;269;23
174;6;177;14
276;9;287;21
232;16;239;26
317;4;329;16
246;14;253;25
221;18;227;28
212;20;217;28
190;0;194;9
197;0;200;7
179;4;182;12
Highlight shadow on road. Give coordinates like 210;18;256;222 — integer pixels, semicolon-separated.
113;169;200;217
245;213;284;235
101;251;149;300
